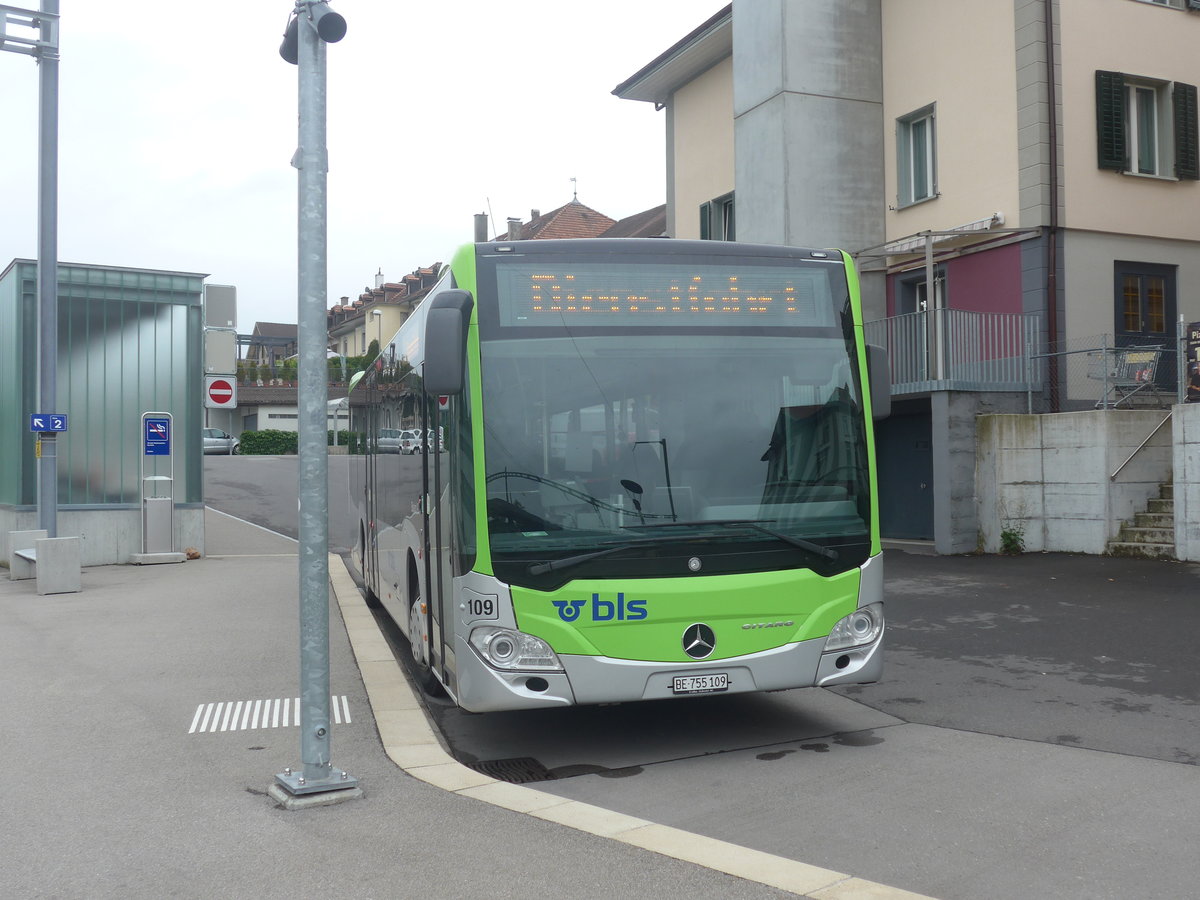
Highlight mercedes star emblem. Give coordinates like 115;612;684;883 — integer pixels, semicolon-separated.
682;623;716;659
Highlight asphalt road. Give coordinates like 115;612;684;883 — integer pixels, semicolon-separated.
837;550;1200;766
204;455;1200;899
203;452;357;552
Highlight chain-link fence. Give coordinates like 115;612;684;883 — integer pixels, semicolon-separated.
1026;330;1183;413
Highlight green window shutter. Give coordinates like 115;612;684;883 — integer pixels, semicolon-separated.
1096;70;1126;171
699;201;712;240
1174;81;1199;180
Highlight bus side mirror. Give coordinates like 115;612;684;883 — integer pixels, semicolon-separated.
867;343;891;420
424;290;474;396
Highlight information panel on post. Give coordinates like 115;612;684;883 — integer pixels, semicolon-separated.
137;411;179;560
144;415;171;456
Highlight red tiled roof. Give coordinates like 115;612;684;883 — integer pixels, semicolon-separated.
499;200;617;241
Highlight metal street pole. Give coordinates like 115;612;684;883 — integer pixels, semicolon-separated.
273;0;357;802
37;0;59;538
2;3;61;536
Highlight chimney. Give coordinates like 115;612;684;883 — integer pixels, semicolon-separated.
474;213;488;242
530;208;540;220
506;217;522;240
375;268;385;288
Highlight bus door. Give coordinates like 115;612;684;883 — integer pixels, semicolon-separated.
427;400;453;691
364;394;380;597
417;393;447;684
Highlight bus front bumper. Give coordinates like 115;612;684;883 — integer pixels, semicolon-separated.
452;631;883;713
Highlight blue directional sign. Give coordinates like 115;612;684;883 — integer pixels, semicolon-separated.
144;417;171;455
29;413;68;432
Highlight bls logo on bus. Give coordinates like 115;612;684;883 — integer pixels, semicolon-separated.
552;593;647;623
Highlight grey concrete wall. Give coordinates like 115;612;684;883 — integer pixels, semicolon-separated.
1014;0;1062;230
934;392;1027;554
2;507;204;567
1173;404;1200;561
976;410;1171;554
731;0;884;254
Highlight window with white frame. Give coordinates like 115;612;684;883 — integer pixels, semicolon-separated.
1096;70;1199;178
897;105;937;206
896;267;945;315
1128;79;1170;175
699;192;735;240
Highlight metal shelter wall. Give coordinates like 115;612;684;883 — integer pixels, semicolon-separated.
0;259;204;509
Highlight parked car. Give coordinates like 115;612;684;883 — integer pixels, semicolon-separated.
203;427;239;455
400;429;422;454
377;428;404;453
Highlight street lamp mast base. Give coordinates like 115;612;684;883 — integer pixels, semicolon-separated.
271;766;361;808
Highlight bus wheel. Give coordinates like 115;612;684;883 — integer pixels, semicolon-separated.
407;593;443;695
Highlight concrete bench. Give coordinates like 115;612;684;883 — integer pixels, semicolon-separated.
8;530;81;595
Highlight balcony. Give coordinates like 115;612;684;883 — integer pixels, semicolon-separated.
864;308;1040;395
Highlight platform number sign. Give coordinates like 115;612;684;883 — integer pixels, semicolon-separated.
29;413;67;432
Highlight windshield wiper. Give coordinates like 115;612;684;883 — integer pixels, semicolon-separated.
527;538;660;576
527;520;840;576
527;530;718;576
626;519;839;561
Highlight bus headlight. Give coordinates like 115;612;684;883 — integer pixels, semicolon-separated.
469;626;564;672
823;603;883;651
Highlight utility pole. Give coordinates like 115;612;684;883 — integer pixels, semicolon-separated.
2;3;61;536
270;0;359;807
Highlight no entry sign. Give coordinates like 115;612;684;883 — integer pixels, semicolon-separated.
205;375;237;409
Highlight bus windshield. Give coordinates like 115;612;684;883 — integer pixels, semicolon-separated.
480;330;871;587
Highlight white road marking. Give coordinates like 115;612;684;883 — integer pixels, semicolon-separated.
188;696;351;733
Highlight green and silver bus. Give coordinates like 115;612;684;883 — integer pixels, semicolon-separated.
348;238;890;713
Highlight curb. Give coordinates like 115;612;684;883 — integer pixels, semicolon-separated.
328;554;935;900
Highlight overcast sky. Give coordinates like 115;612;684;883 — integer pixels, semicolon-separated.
0;1;722;330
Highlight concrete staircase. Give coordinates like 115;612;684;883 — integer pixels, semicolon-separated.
1107;483;1175;559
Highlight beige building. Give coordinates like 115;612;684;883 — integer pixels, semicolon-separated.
618;0;1200;354
618;0;1200;550
327;264;443;361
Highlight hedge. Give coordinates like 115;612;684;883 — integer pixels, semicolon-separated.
239;429;365;454
239;430;298;455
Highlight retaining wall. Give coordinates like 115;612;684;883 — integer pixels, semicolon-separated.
976;410;1172;554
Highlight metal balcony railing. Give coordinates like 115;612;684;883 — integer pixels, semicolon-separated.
864;308;1040;394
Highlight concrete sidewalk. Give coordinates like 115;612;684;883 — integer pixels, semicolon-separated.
0;508;922;900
